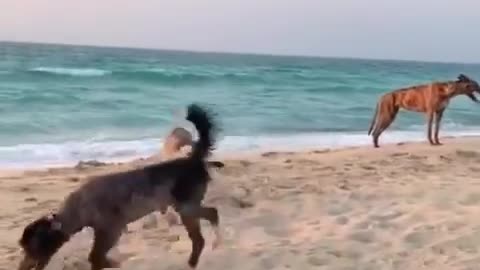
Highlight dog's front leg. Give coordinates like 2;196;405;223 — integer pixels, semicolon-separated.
88;227;122;270
433;109;445;145
426;111;435;145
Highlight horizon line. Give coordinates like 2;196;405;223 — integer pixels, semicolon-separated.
1;39;479;66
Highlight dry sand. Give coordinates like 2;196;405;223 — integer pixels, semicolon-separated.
2;137;480;270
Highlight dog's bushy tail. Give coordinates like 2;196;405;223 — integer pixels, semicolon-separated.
186;103;217;161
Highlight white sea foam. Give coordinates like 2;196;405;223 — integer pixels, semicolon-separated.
2;129;480;168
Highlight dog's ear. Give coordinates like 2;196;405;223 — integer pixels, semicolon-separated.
458;74;471;82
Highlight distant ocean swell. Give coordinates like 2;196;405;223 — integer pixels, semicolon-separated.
15;66;341;84
22;66;267;83
1;66;389;88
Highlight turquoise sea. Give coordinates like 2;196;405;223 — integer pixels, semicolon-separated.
1;42;480;167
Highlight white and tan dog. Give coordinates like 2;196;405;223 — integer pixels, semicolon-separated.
161;126;224;168
161;127;194;161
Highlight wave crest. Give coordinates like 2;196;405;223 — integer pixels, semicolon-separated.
29;67;111;77
25;66;265;83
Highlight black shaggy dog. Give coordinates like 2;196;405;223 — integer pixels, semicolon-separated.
18;103;221;270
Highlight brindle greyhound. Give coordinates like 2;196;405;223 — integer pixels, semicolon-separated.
368;74;480;147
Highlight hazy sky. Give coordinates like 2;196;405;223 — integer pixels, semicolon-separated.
1;0;479;63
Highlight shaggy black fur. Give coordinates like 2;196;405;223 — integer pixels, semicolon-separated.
17;103;220;270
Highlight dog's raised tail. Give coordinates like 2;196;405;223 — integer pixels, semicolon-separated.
186;103;217;160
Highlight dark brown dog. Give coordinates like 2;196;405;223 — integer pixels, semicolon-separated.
368;74;480;147
18;103;221;270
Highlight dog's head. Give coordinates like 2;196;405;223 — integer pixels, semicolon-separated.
17;213;68;270
455;74;480;102
162;127;193;159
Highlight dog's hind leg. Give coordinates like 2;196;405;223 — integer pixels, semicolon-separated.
178;204;221;249
197;206;221;249
372;106;399;148
88;226;123;270
180;215;205;269
177;204;221;268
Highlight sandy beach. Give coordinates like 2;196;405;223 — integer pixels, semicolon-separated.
2;137;480;270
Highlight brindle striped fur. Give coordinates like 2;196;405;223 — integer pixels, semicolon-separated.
368;74;480;148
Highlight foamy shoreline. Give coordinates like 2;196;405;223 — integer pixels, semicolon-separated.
3;136;480;269
4;129;480;169
2;133;480;171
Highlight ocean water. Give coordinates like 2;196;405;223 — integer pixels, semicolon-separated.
1;42;480;168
